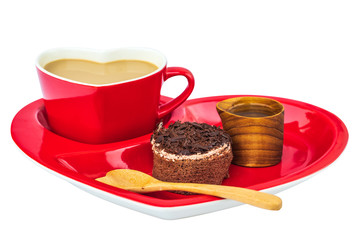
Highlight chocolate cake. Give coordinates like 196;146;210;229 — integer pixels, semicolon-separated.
151;121;233;193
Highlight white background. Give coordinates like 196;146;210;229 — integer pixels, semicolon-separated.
1;0;359;239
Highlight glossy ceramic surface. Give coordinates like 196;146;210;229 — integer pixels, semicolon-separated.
11;95;348;217
36;48;195;144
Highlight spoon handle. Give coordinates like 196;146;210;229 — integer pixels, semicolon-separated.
155;182;282;210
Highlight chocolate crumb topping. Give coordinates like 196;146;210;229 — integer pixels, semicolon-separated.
151;121;231;155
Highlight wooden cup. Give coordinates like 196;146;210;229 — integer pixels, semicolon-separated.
216;97;284;167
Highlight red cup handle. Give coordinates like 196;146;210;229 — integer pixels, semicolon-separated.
158;67;195;119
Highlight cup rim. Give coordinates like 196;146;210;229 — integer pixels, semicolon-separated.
216;96;285;118
35;47;167;87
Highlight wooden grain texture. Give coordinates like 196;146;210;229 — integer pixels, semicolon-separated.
96;169;282;210
216;97;284;167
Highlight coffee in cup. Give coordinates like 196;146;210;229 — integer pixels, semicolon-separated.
44;59;158;85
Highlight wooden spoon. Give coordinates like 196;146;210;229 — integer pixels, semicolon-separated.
96;169;282;210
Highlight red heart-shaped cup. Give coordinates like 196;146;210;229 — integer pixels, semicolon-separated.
36;47;195;144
